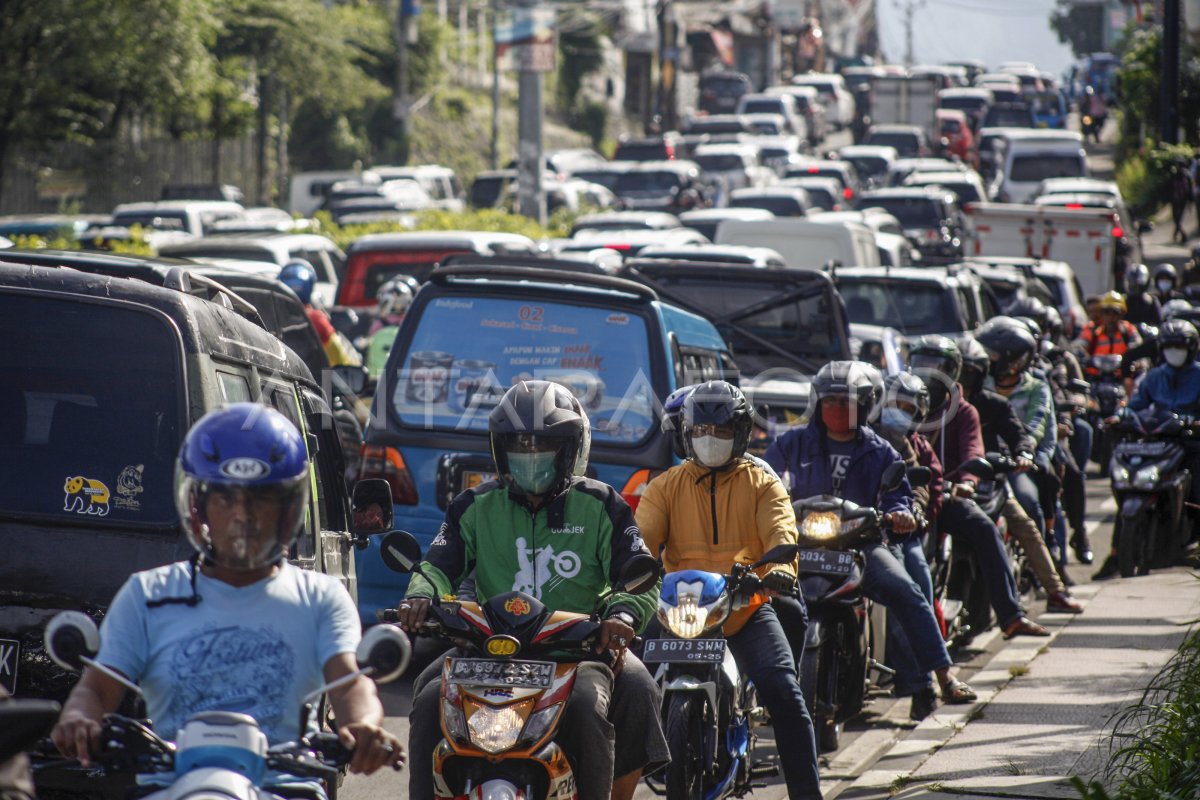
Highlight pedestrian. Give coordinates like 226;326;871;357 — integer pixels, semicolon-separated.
1170;160;1192;244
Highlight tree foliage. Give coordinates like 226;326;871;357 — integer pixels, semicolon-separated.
1050;1;1106;59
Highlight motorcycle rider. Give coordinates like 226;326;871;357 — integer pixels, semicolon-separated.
1095;320;1200;579
280;260;361;368
764;364;976;723
1076;290;1142;398
1125;263;1163;327
364;277;415;379
51;404;404;779
908;336;1051;640
959;339;1084;612
1153;263;1187;303
637;380;823;798
395;380;668;800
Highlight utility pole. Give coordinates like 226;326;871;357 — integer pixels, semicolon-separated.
515;1;548;224
894;0;924;67
491;0;501;168
1161;0;1181;144
394;0;418;163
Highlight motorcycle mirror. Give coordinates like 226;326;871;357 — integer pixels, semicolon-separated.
613;553;661;595
959;457;995;480
907;466;932;488
751;543;799;569
379;531;423;574
332;364;369;397
356;624;412;685
44;611;100;673
0;700;61;764
880;462;906;493
351;479;395;538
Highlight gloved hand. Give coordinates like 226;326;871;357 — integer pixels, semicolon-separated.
762;570;796;597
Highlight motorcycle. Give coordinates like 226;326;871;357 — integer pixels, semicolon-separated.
1108;407;1197;578
1080;113;1103;143
31;611;410;800
644;544;798;797
376;530;660;800
927;457;997;646
1087;354;1126;476
793;462;920;751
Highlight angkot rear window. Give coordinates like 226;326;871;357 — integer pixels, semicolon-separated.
390;295;656;444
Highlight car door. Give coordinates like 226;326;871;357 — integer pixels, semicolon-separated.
302;387;357;601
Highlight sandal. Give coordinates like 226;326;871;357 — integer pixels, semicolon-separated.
941;678;977;704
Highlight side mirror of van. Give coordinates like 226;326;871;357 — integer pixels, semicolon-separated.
351;479;394;543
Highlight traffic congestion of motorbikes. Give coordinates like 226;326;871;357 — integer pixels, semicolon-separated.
7;50;1200;800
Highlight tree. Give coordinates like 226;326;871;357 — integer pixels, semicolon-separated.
1050;0;1106;58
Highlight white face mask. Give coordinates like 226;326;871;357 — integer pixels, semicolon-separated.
1164;347;1190;368
1158;279;1175;294
691;435;735;468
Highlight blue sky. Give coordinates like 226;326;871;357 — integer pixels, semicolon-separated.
875;0;1077;79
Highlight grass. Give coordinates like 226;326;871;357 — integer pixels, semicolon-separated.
1009;665;1031;678
889;774;914;794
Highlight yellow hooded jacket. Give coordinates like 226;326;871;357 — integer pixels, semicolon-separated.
636;458;798;635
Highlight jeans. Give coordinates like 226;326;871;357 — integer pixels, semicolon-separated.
727;605;822;800
1009;471;1045;536
940;497;1025;628
864;540;949;697
407;649;668;800
772;592;810;671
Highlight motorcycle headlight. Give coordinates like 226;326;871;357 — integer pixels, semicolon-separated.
442;698;469;744
801;511;840;541
659;593;709;639
520;703;562;747
1112;464;1130;484
1135;465;1160;488
464;698;534;754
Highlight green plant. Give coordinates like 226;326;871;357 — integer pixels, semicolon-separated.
1009;665;1030;678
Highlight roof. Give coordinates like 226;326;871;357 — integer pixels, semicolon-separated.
112;200;244;214
1038;177;1120;195
835;265;959;282
730;187;811;199
693;142;760;156
569;228;709;246
939;87;993;99
347;231;536;253
1034;193;1116;209
860;186;955;201
573;211;681;229
868;124;925;135
838;145;899;160
633;244;785;263
678;208;775;222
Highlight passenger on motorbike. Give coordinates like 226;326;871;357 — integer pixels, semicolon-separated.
637;380;822;799
764;363;976;723
959;340;1084;612
395;380;668;800
1095;321;1200;579
1125;264;1163;327
363;277;415;378
1153;263;1187;304
280;260;361;368
51;404;404;781
907;336;1051;640
1075;291;1141;398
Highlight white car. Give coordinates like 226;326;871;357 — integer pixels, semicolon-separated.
790;73;855;130
737;93;809;140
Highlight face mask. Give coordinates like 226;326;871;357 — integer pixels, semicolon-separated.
691;435;735;468
820;403;853;435
1164;347;1190;368
1158;279;1175;294
507;451;559;495
880;407;914;432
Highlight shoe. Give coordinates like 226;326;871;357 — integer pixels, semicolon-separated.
940;678;978;704
1046;592;1084;614
1070;532;1094;565
1093;554;1120;581
1060;570;1076;588
1003;617;1051;639
910;687;938;721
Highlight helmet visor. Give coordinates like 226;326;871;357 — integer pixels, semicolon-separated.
177;476;309;571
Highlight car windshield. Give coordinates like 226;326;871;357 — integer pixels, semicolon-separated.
687;120;747;134
985;107;1033;127
1011;155;1085;182
703;77;747;95
614;143;668;161
729;195;803;215
111;212;187;231
859;197;940;227
694;154;748;172
801;187;836;210
0;294;185;526
867;133;920;154
392;296;656;444
470;177;510;207
844;156;889;180
940;97;985;112
741;100;782;115
571;170;622;192
838;280;962;334
176;247;276;263
615;171;682;194
921;181;980;204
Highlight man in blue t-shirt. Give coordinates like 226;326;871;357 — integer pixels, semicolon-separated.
51;404;403;777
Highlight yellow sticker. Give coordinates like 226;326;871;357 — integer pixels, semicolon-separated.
63;476;111;517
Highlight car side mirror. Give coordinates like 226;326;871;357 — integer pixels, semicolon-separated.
351;479;394;540
379;530;423;574
613;553;661;595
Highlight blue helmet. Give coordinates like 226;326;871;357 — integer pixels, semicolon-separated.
279;260;317;304
175;403;310;570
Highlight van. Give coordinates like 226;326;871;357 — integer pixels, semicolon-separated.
991;132;1088;203
0;251;363;700
372;165;465;212
289;169;382;216
355;264;735;623
715;218;881;269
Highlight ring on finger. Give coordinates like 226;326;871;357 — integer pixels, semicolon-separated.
613;636;627;647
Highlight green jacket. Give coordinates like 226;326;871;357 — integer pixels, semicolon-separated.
405;477;658;631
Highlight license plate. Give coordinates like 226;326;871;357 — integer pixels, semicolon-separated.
642;638;727;664
446;658;554;689
0;638;19;693
1120;442;1170;457
462;470;495;492
797;548;854;576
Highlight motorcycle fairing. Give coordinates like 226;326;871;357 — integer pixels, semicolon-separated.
661;571;727;605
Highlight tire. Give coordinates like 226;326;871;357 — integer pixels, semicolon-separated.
816;636;843;752
1118;512;1155;578
665;693;705;800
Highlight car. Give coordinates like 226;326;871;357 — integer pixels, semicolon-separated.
566;227;710;256
1034;177;1122;202
468;169;516;208
496;176;618;216
613;134;684;162
677;207;775;241
289;169;382;215
156;232;347;308
857;186;967;261
790;73;856;129
812;209;906;237
874;231;919;267
833;263;1000;340
945;59;986;85
630;244;787;267
0;214;108;240
903;170;988;207
886;156;968;187
837;145;899;189
935;109;977;166
208;207;317;235
356;264;737;622
991;130;1088;203
160;183;245;203
728;186;814;217
742;113;790;136
691;143;774;201
570;160;712;213
1032;90;1068;129
700;71;754;114
764;85;828;146
371;165;465;212
783;159;863;202
864;124;932;158
570;211;683;237
320;178;433;216
756;136;808;172
910;64;970;90
961;258;1086;338
963;258;1058;312
997;64;1045;95
108;200;246;239
982;101;1035;129
337;231;537;306
736;93;809;138
938;87;994;132
681;114;757;140
0;250;362;700
779;176;846;212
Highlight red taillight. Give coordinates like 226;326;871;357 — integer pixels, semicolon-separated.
664;143;676;160
842;187;854;200
807;167;820;174
604;243;633;251
1065;203;1083;210
359;445;419;505
1112;225;1124;238
620;469;653;513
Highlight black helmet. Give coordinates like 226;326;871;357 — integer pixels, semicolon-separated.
812;361;882;426
958;337;991;397
1043;306;1064;342
1126;263;1150;293
680;381;754;467
883;371;930;422
489;381;586;497
976;320;1037;381
1004;297;1050;334
907;335;961;412
1154;263;1179;287
1159;319;1200;361
661;384;698;460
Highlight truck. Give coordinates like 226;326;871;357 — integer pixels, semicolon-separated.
962;202;1115;297
870;75;940;139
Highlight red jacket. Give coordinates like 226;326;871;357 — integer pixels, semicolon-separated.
923;394;985;488
911;431;944;521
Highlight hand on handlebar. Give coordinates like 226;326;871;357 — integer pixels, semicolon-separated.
395;597;432;633
1015;456;1034;473
596;617;635;656
885;511;917;534
51;714;103;767
951;483;975;499
762;569;797;598
337;722;406;775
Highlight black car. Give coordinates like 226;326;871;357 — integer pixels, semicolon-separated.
857;186;966;262
983;102;1035;129
699;71;753;114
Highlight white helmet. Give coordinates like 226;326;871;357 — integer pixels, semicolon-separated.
376;278;414;317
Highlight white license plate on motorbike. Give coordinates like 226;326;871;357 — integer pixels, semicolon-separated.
446;658;555;689
0;638;18;693
797;549;854;576
642;638;727;664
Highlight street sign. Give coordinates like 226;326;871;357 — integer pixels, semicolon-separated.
496;7;556;72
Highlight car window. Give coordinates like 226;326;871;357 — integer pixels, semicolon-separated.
695;155;748;172
741;99;782;115
838;280;962;335
392;296;656;445
616;172;684;193
219;371;254;403
274;295;327;374
261;379;316;560
180;247;275;263
615;143;668;161
1;294;185;526
859;197;940;227
469;177;510;207
867;132;919;153
1010;155;1085;182
729;195;804;215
